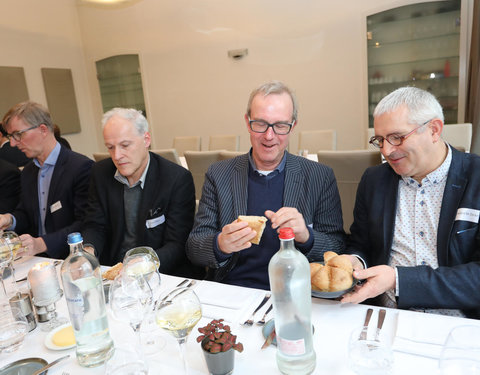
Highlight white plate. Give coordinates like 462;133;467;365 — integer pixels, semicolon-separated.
44;324;76;351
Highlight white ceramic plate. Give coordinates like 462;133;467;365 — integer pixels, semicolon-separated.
44;324;76;351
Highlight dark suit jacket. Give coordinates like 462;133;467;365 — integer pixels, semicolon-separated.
0;141;31;167
14;145;93;259
82;152;197;276
347;148;480;318
186;152;346;281
0;159;20;213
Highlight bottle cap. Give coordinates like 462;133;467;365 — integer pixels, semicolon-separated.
67;232;83;244
279;227;294;240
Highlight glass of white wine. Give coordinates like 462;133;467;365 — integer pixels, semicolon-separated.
1;231;22;259
155;287;202;374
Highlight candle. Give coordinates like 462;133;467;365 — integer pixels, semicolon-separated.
28;262;62;305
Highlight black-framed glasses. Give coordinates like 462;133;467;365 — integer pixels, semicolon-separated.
6;124;41;142
369;120;432;149
248;117;294;135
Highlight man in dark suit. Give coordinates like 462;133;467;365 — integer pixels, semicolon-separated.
82;108;197;276
0;101;93;259
0;123;31;167
186;81;345;290
342;87;480;319
0;159;20;213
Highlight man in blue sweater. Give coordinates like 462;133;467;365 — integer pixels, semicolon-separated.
186;81;345;290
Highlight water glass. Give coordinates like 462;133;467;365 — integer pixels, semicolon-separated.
105;347;148;375
439;325;480;375
0;307;29;353
348;327;394;375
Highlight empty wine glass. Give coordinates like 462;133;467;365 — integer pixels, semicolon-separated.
155;287;202;374
0;238;14;299
124;246;160;271
109;272;153;354
123;253;162;303
105;347;149;375
439;325;480;375
0;306;29;353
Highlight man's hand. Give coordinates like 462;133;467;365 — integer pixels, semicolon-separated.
217;220;256;254
348;255;365;271
18;234;47;257
265;207;309;243
341;265;395;304
0;214;13;230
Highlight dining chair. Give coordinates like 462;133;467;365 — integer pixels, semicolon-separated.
184;150;224;199
173;136;201;157
298;130;336;152
93;152;110;162
151;148;182;166
317;150;382;233
365;127;378;151
441;123;472;153
209;135;240;151
219;150;244;160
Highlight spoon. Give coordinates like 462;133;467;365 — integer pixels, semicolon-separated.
32;354;70;375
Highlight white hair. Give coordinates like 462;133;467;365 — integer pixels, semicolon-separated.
101;108;149;135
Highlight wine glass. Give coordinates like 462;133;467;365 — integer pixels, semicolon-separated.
155;287;202;374
109;272;153;353
0;238;14;299
0;306;29;353
124;246;160;271
439;325;480;375
1;231;22;259
105;347;148;375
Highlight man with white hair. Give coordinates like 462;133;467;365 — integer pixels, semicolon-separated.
342;87;480;319
82;108;198;277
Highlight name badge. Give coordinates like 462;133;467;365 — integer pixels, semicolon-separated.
50;201;62;213
455;208;480;223
146;214;165;229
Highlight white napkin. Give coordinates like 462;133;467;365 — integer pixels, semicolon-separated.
393;312;463;359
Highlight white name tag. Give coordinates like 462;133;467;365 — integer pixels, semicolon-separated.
50;201;62;213
455;208;480;223
146;214;165;229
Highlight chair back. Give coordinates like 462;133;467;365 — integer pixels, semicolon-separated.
93;152;110;162
441;123;472;152
219;150;244;160
209;135;240;151
151;148;182;166
317;150;382;233
365;128;378;151
298;130;336;152
184;150;224;199
173;136;201;156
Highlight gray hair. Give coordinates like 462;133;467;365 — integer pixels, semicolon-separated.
101;108;149;135
2;101;54;132
373;87;444;127
246;80;298;122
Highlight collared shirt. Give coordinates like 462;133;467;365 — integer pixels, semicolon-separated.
35;142;61;236
114;155;150;189
384;145;463;317
248;148;287;178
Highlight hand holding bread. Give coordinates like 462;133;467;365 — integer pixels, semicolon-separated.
310;251;354;292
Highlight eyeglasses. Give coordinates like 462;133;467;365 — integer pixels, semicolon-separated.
369;120;432;149
248;117;294;135
6;124;41;142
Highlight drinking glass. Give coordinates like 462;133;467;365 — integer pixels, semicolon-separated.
0;238;14;299
124;246;160;271
105;347;148;375
439;325;480;375
1;231;22;259
0;307;29;353
109;272;153;353
348;327;394;375
155;287;202;374
123;253;162;303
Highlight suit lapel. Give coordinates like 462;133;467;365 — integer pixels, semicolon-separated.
232;155;249;218
382;168;399;263
284;154;302;207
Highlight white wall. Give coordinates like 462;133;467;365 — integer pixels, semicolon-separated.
0;0;99;158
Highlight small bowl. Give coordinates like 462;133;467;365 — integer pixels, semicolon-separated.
0;357;48;375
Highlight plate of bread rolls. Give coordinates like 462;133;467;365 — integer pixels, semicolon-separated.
310;251;356;299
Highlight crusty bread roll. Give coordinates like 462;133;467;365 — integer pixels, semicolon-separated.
310;251;353;292
237;215;267;245
102;262;123;281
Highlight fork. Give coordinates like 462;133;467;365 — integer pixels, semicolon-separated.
256;304;273;325
242;293;271;326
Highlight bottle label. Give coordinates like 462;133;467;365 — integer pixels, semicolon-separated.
277;336;306;356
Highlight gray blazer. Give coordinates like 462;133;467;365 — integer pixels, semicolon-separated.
186;152;346;281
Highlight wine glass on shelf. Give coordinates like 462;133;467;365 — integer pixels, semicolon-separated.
439;325;480;375
109;271;153;354
155;287;202;374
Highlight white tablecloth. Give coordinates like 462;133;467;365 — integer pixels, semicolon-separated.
2;256;480;374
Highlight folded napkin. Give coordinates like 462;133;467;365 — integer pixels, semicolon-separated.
393;312;462;359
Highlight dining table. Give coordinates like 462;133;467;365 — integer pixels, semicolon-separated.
1;255;479;375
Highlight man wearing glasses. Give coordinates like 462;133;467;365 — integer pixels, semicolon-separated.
187;81;345;290
0;101;93;259
342;87;480;319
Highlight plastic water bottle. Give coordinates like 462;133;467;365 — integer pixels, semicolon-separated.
61;232;114;367
268;227;316;374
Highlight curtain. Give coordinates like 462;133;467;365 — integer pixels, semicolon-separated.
466;0;480;155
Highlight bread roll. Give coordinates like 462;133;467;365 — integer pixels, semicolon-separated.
237;215;267;245
309;251;353;292
102;262;123;281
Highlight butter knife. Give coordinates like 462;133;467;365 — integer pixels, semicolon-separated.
375;309;386;341
261;327;276;349
359;308;373;340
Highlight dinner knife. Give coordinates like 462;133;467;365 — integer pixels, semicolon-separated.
359;308;373;340
375;309;386;341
